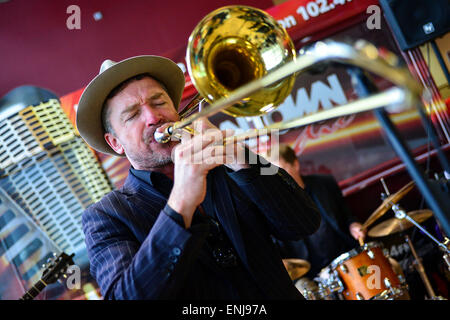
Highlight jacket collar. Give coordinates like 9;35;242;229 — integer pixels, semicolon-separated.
121;170;167;223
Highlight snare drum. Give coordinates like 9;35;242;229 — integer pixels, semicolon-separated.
325;242;408;300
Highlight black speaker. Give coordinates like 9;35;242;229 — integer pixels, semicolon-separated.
380;0;450;50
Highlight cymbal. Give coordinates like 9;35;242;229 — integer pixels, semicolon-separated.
362;181;415;229
282;259;311;280
368;209;433;237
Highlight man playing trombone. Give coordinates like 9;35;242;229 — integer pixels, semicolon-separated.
77;55;321;299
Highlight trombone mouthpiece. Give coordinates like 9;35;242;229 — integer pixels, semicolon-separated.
154;125;173;144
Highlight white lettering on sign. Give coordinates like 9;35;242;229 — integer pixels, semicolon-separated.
277;15;297;29
261;74;348;126
219;73;352;152
296;0;353;22
390;243;410;257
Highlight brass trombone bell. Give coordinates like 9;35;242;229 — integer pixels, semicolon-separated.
154;7;423;145
186;6;297;118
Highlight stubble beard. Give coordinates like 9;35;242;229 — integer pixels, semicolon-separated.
126;142;175;170
121;121;179;170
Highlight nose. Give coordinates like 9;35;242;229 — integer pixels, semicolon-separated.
141;104;161;127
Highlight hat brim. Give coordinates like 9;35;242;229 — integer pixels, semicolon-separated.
76;55;185;157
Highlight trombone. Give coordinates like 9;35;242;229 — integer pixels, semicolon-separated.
154;5;423;145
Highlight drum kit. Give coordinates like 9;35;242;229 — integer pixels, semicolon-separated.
283;179;450;300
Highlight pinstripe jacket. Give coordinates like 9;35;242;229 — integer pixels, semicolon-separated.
82;161;320;299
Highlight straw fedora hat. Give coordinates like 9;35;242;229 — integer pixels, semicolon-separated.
76;55;185;157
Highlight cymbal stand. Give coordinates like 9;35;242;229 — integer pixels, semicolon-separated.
381;179;450;271
380;177;390;197
405;235;446;300
391;204;450;266
442;237;450;272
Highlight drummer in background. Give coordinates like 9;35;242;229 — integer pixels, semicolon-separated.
268;144;366;278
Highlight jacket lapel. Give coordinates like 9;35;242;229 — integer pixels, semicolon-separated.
122;173;167;224
209;168;249;267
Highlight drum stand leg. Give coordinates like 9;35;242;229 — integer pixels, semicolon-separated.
392;204;450;273
443;238;450;272
405;235;438;299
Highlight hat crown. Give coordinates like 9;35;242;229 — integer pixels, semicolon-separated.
77;55;185;157
99;59;117;74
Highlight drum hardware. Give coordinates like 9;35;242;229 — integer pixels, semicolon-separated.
368;179;450;271
370;270;410;300
312;268;346;300
295;277;322;300
384;277;392;287
324;270;345;295
317;281;341;300
339;264;349;274
370;284;408;300
390;203;450;280
380;177;390;198
443;237;450;272
388;257;407;286
371;213;447;299
391;204;450;259
296;277;341;300
405;235;447;300
367;249;375;260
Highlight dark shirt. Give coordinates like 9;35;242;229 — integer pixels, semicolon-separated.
130;167;265;299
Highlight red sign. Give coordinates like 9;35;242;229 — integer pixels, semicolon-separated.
267;0;379;41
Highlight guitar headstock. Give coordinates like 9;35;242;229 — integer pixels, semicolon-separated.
41;252;75;285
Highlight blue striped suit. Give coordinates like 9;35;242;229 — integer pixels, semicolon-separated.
82;161;321;299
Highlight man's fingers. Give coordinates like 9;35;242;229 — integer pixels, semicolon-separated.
176;144;230;166
155;122;175;133
180;128;224;153
192;117;218;134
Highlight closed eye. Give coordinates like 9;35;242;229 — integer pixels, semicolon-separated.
126;112;138;121
151;99;166;106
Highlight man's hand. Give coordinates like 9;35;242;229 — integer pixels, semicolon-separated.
166;117;235;228
349;222;366;242
193;118;250;171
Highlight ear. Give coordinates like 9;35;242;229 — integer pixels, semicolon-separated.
104;132;125;155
